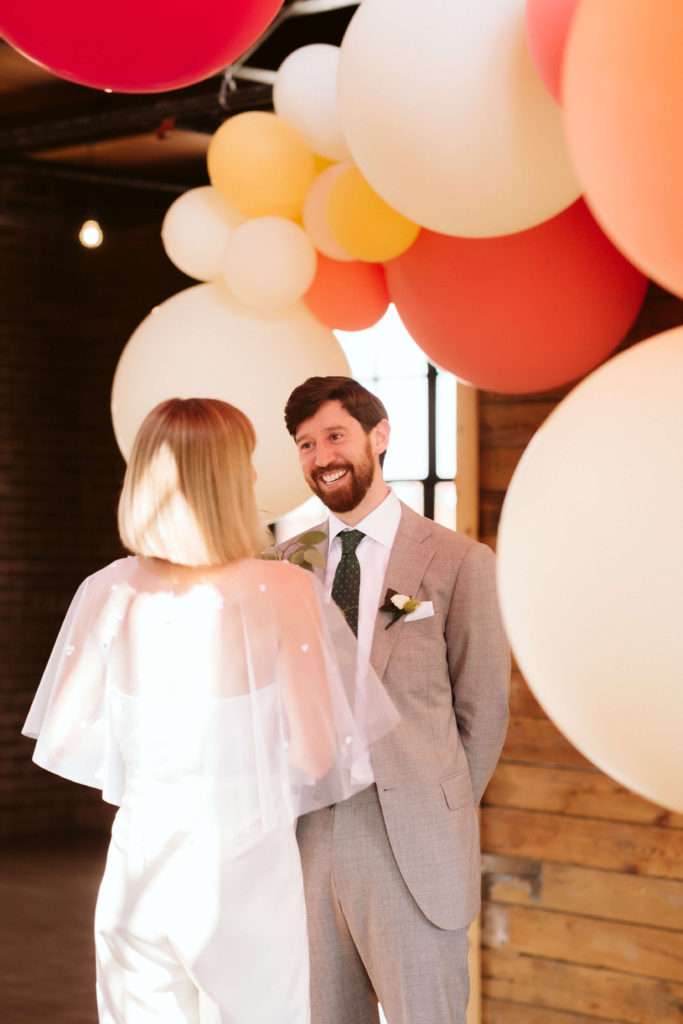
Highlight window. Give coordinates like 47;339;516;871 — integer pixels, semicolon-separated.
274;305;459;541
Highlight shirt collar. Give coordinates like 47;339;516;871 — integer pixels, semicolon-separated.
328;489;401;550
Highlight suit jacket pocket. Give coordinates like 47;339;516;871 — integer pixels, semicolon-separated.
440;768;473;811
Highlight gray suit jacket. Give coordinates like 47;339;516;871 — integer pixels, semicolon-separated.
280;502;510;930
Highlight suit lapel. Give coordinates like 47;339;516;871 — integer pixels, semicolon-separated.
370;505;436;679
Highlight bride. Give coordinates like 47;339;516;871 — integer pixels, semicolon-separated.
23;397;399;1024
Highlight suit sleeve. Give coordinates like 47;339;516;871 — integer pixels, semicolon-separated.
446;542;510;804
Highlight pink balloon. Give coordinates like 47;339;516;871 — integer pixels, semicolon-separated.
0;0;285;92
525;0;580;103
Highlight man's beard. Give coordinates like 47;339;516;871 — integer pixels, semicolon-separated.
308;442;375;514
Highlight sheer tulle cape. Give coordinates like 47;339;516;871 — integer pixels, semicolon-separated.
23;557;399;832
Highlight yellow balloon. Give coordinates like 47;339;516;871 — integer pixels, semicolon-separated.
207;111;316;219
326;165;420;261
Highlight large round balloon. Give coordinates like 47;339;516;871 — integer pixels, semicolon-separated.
0;0;285;93
161;187;245;282
326;166;420;263
302;163;355;262
111;283;349;519
273;44;352;162
563;0;683;299
497;326;683;813
338;0;581;237
207;112;316;220
525;0;579;103
385;199;648;393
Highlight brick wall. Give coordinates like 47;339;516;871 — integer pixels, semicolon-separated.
0;168;190;835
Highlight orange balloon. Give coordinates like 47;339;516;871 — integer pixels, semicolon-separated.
207;111;315;219
326;166;420;262
385;199;648;394
563;0;683;298
304;255;389;331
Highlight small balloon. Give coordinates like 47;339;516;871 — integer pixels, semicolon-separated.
273;44;352;162
207;112;316;220
326;166;420;263
161;187;245;282
525;0;579;103
302;163;355;262
305;255;390;331
223;217;317;310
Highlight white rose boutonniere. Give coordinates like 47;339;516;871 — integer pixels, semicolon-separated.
379;588;421;629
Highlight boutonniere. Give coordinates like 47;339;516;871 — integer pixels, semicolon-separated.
260;530;326;572
379;588;421;629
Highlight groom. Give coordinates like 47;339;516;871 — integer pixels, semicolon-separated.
280;376;510;1024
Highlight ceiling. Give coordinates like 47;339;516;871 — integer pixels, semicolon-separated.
0;0;358;195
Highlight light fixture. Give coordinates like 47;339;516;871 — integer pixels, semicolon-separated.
79;218;104;248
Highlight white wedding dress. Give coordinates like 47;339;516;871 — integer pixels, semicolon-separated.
23;556;399;1023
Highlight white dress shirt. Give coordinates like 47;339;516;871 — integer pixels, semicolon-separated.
324;489;402;666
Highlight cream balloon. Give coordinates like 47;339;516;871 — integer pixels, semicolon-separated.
497;327;683;813
223;216;317;310
302;163;355;261
273;44;352;162
338;0;581;237
111;282;349;520
161;186;245;281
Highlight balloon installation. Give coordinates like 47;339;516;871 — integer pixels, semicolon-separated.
0;0;286;92
496;326;683;814
305;256;390;332
385;199;648;393
337;0;581;237
111;284;349;520
563;0;683;299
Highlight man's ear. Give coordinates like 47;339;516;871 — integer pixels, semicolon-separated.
372;418;390;457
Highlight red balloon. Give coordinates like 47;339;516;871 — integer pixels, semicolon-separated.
385;200;648;394
0;0;285;93
525;0;579;103
305;255;390;332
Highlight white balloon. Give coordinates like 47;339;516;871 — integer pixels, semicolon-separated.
338;0;581;237
111;283;349;520
302;163;355;262
273;44;352;162
497;327;683;813
223;217;317;310
161;186;245;281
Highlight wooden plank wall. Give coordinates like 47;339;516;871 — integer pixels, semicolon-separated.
477;283;683;1024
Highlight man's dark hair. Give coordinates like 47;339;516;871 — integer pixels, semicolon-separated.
284;376;388;438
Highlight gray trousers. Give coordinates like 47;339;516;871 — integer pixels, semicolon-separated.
297;785;470;1024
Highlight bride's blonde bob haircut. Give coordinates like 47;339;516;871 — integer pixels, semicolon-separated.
118;397;266;567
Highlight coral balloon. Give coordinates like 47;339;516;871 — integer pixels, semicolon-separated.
273;44;352;162
563;0;683;299
207;112;316;219
0;0;285;92
497;326;683;813
161;187;245;282
302;163;355;262
525;0;579;103
386;199;648;394
326;166;420;262
338;0;580;237
304;255;390;331
111;283;349;520
223;217;317;310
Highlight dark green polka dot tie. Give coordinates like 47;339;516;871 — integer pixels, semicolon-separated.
331;530;365;636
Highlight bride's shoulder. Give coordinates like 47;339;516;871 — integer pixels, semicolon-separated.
240;557;318;595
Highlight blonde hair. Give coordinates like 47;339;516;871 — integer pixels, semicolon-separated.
118;398;266;566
